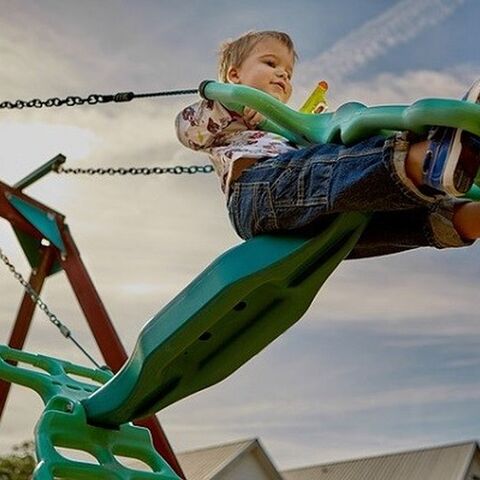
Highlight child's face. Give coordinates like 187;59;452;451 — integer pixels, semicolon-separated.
226;38;294;103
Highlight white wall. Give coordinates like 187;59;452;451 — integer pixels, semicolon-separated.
216;453;276;480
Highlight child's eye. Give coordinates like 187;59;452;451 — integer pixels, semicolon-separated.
265;60;276;67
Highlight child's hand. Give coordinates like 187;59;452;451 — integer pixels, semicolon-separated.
243;107;265;129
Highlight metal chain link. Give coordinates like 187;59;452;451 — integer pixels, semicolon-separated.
0;247;103;369
55;164;214;176
0;87;213;178
0;89;199;111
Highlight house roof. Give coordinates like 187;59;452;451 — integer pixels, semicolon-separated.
126;436;480;480
282;440;478;480
176;438;283;480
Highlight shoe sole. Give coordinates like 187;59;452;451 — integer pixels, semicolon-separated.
443;79;480;195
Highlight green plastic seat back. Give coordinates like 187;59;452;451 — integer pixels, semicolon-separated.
0;346;180;480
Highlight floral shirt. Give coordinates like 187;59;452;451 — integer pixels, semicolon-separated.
175;99;298;195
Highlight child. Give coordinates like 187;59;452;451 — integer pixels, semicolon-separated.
176;30;480;258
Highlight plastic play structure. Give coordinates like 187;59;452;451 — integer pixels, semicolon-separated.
0;81;479;479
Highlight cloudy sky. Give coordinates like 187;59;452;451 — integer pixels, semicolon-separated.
1;0;480;471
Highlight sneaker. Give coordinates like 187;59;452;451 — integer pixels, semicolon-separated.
423;79;480;196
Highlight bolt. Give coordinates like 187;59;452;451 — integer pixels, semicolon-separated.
65;401;74;413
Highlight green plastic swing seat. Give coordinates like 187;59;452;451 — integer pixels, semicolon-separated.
83;212;368;426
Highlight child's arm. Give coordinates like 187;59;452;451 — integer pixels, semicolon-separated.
175;99;237;151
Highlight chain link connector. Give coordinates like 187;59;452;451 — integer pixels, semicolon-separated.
59;324;71;339
114;92;135;102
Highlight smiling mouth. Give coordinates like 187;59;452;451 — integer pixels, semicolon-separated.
271;82;286;93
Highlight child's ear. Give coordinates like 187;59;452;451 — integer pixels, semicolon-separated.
226;66;241;84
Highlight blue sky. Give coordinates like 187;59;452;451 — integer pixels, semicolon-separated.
0;0;480;470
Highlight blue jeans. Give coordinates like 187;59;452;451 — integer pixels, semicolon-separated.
227;134;472;259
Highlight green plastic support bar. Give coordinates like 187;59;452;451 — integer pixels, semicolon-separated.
198;81;308;146
0;345;112;404
200;81;480;143
13;154;66;191
0;346;180;480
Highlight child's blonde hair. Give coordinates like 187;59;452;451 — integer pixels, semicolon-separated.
218;30;298;82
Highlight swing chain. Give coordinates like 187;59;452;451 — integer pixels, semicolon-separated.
0;94;106;110
55;164;214;176
0;89;199;110
0;247;103;369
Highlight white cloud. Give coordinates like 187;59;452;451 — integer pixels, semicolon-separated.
324;68;479;108
298;0;466;87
